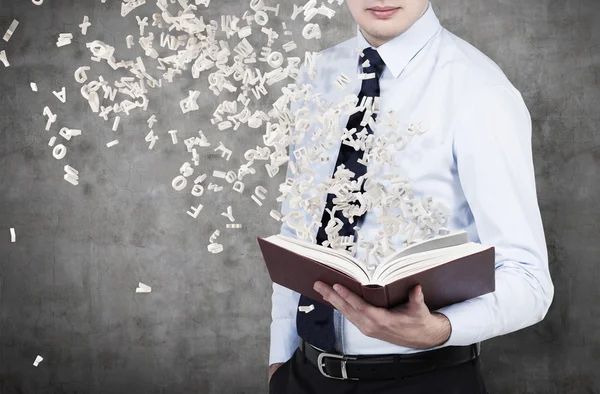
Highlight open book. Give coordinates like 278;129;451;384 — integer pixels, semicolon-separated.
257;230;496;310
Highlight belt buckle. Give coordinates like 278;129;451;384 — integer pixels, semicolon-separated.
317;352;359;380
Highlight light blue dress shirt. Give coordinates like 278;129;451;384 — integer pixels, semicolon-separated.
269;2;554;365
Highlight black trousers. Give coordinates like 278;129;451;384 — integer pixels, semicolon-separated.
269;346;489;394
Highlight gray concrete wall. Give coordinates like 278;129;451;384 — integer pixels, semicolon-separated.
0;0;597;393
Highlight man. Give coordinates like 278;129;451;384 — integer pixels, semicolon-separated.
268;1;555;392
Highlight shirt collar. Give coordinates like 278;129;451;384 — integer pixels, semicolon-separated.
355;1;441;79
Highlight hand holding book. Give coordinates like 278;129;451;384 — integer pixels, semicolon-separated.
312;281;453;349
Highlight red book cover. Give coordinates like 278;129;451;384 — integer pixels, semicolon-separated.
258;236;495;310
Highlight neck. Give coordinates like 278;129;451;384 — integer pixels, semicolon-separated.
361;2;429;48
361;30;386;48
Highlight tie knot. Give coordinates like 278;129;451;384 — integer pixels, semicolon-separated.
361;47;385;78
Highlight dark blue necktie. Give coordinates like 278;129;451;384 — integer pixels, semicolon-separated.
296;47;386;351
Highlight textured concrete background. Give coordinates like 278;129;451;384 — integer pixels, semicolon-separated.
0;0;597;393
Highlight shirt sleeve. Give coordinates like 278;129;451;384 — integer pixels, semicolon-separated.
268;158;303;364
268;66;309;366
432;84;555;347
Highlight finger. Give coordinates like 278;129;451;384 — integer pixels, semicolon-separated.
332;283;382;318
408;284;423;304
314;281;364;326
314;281;347;311
331;283;385;328
409;285;431;315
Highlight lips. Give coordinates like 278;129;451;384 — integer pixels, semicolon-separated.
367;7;400;19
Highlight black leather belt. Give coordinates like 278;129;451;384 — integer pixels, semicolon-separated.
299;339;480;380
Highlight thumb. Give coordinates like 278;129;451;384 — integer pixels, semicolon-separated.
410;285;423;304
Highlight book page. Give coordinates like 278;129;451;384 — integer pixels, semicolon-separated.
372;230;469;280
372;246;459;283
372;243;489;285
268;235;371;283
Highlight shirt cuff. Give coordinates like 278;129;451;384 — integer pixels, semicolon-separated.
432;299;483;347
